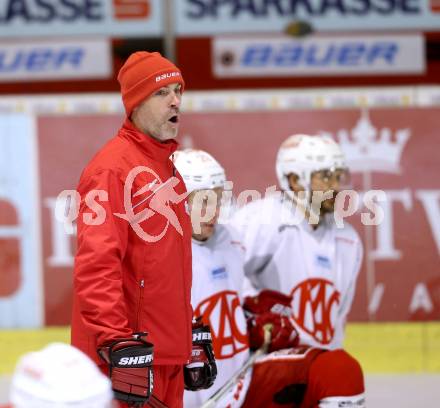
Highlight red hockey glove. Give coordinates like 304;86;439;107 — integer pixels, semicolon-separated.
98;332;153;407
243;290;299;353
184;318;217;391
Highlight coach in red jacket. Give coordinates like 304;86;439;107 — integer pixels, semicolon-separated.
71;52;194;408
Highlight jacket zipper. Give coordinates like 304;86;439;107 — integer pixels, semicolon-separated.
136;279;145;332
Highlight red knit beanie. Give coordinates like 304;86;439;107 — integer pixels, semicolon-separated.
117;51;185;116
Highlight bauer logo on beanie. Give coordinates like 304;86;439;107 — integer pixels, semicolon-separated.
117;51;185;116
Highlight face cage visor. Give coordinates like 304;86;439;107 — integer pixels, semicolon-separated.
310;166;351;190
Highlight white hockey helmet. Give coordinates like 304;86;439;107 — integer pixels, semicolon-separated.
173;149;226;193
9;343;113;408
276;134;346;193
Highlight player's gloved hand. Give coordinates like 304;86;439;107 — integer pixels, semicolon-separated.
98;332;154;407
243;290;299;352
184;318;217;391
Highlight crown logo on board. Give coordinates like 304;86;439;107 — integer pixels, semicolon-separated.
322;110;410;174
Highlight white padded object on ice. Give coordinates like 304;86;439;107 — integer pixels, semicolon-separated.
9;342;113;408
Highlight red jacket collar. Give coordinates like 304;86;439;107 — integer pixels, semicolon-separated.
119;118;179;162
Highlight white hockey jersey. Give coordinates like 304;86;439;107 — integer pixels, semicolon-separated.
232;195;363;350
184;225;250;408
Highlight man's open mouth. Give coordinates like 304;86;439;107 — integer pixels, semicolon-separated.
169;115;179;124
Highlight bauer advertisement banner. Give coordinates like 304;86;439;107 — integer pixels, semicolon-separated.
0;105;439;326
0;38;112;82
212;34;426;77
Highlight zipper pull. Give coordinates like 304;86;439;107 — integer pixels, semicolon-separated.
140;279;145;288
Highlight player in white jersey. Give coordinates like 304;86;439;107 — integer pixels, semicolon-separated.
175;150;300;408
233;134;366;407
176;146;365;408
174;149;250;408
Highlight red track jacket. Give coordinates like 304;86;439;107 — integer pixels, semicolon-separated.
71;119;192;366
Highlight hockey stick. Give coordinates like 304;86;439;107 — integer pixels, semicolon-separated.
200;324;273;408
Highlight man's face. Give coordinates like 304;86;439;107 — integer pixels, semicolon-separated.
131;83;182;142
310;168;348;213
188;187;223;241
288;168;349;214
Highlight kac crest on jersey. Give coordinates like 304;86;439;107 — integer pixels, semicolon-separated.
290;278;340;345
195;290;249;359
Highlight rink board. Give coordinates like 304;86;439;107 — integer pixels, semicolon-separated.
1;87;440;362
0;323;439;375
2;103;437;325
